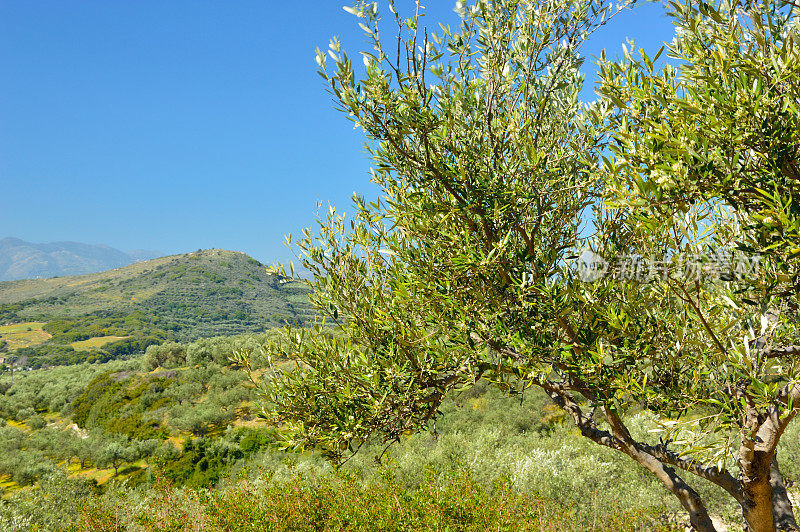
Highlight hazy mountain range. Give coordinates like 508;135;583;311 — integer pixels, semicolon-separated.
0;237;162;281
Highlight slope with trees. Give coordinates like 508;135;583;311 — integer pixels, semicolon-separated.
0;334;279;500
0;249;312;367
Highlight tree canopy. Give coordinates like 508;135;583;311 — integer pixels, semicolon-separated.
240;1;800;530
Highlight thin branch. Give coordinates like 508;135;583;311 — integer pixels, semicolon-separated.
761;345;800;359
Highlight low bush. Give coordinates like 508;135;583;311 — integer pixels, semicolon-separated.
79;469;669;532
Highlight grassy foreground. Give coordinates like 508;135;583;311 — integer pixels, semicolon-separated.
75;470;668;532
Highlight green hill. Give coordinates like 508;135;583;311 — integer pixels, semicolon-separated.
0;249;312;367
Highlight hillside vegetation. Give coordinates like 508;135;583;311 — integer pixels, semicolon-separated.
2;336;800;530
0;249;311;367
0;334;280;496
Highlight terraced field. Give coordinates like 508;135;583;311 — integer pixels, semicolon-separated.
0;322;51;351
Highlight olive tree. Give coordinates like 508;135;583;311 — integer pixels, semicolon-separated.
236;1;800;530
593;0;800;529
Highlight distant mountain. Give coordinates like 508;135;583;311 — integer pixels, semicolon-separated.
0;237;163;281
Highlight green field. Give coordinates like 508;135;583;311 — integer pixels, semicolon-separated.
4;350;799;530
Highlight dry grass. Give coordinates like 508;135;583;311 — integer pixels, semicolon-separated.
0;256;177;304
70;336;130;351
0;474;20;498
4;419;30;432
0;322;51;351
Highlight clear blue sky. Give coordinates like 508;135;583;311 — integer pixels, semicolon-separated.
0;1;675;264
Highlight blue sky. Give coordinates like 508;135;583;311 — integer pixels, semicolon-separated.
1;1;675;264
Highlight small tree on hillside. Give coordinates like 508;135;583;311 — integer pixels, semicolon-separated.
98;440;130;477
238;1;800;530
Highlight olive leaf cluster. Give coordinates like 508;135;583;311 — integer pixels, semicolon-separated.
248;0;627;461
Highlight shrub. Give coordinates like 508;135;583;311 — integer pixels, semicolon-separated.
79;469;670;532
